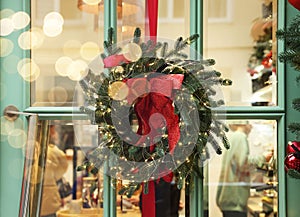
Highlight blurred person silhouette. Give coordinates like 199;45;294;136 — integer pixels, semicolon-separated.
40;125;68;217
216;121;272;217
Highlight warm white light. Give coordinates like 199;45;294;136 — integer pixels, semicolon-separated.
83;0;101;5
43;12;64;37
67;59;88;81
18;58;40;82
55;56;73;76
18;31;31;50
108;81;129;100
80;41;100;61
0;18;14;36
8;129;27;149
0;38;14;57
43;21;63;37
11;11;30;30
17;58;31;73
123;42;142;62
44;12;64;26
30;27;44;49
0;9;15;19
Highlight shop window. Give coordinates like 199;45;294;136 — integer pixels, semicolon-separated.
206;119;277;217
204;0;277;106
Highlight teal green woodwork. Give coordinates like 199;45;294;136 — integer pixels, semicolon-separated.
190;0;204;217
285;3;300;217
0;1;30;217
103;1;117;217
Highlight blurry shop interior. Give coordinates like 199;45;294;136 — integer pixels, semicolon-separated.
1;0;300;217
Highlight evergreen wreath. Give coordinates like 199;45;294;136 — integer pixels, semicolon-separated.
77;28;232;196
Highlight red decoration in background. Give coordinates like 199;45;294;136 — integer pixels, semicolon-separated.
289;0;300;11
261;51;272;68
285;141;300;172
286;141;300;154
285;154;300;172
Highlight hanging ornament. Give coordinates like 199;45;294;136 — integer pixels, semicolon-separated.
288;0;300;11
286;141;300;154
284;141;300;178
284;153;300;172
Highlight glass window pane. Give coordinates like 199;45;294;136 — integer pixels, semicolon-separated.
30;0;104;106
204;0;277;106
208;0;227;19
207;119;277;217
158;0;168;19
157;0;190;40
173;0;185;18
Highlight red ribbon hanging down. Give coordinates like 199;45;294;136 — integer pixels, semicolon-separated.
145;0;158;42
143;1;159;216
126;75;182;217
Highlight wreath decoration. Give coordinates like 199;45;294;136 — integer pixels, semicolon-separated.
77;28;232;196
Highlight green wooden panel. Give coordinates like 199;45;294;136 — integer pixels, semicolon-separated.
190;1;203;217
103;1;117;217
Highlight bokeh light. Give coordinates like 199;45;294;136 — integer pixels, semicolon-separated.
48;86;68;105
18;58;41;82
83;0;101;5
17;58;31;73
43;22;63;37
0;37;14;57
122;42;142;62
0;18;14;36
1;116;24;142
108;81;129;100
11;11;30;30
67;59;88;81
0;9;15;19
43;12;64;37
63;40;82;59
55;56;73;76
80;41;100;61
8;129;27;149
30;27;44;49
2;54;20;74
18;31;31;50
44;12;64;26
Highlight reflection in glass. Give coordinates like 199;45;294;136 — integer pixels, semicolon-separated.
207;119;277;217
30;0;103;106
204;0;277;106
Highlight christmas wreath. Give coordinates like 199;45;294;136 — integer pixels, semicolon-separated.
77;28;232;196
